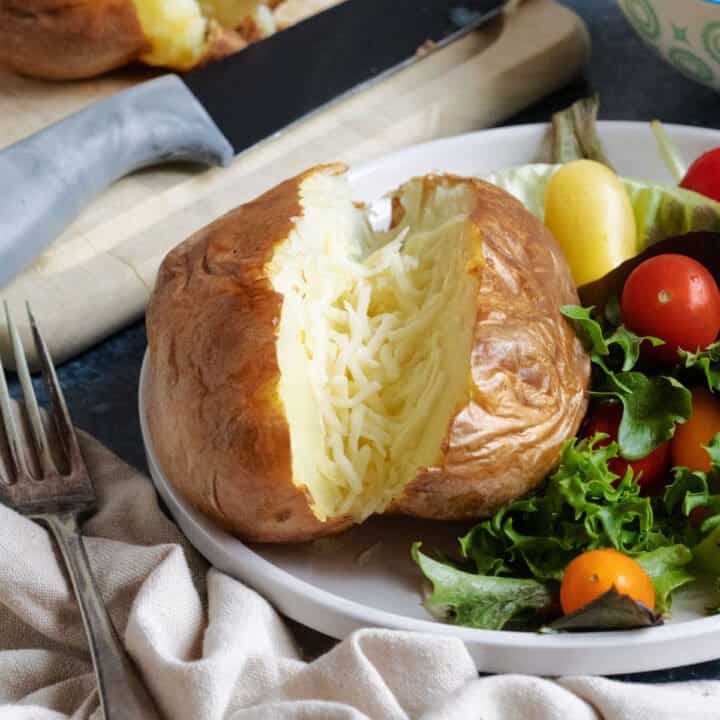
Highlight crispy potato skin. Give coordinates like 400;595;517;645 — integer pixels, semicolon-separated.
391;177;590;520
0;0;148;79
147;165;353;543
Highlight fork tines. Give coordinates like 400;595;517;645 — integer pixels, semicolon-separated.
0;303;94;517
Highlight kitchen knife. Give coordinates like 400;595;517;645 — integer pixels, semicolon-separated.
0;0;506;288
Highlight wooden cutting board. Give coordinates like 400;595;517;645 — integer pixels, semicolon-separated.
0;0;590;366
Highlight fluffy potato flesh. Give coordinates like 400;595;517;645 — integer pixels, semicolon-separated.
270;173;481;522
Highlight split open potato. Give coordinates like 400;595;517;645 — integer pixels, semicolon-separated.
146;165;590;542
0;0;339;79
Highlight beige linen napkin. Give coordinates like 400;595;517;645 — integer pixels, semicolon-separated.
1;430;719;720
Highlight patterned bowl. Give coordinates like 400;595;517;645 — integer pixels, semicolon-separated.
617;0;720;90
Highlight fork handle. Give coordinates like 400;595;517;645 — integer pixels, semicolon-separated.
44;513;162;720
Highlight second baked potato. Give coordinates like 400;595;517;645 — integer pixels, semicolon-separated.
0;0;339;79
146;165;590;542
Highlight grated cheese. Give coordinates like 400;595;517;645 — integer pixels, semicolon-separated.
271;173;480;521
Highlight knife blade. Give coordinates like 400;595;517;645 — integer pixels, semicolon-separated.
184;0;507;153
0;0;506;288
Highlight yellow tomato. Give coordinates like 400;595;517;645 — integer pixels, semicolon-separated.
544;160;637;286
671;387;720;472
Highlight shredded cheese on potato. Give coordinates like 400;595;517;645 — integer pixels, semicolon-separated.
271;173;480;521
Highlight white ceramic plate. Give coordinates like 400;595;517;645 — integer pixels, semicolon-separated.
140;122;720;676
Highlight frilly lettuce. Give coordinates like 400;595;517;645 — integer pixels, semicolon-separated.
458;437;666;585
559;304;692;461
413;436;700;629
483;164;720;252
679;343;720;394
635;545;695;613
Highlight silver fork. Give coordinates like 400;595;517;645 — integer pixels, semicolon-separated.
0;303;161;720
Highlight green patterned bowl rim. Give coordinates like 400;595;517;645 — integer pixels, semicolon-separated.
620;0;720;87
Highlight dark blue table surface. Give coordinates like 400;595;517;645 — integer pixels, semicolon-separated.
14;0;720;678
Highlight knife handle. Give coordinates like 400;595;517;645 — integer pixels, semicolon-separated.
0;74;233;288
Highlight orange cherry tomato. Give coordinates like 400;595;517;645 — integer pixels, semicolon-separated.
583;403;670;490
560;549;656;615
671;388;720;472
621;254;720;365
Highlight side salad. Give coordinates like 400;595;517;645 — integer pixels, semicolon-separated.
414;98;720;632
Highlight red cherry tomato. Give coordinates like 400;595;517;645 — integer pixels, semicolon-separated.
621;254;720;365
584;404;671;490
680;148;720;203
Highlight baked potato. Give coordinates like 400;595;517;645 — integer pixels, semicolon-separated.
146;165;590;542
0;0;340;79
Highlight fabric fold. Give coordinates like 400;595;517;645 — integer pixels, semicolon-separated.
0;429;717;719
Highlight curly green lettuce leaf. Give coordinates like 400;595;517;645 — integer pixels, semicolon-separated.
693;526;720;578
679;342;720;393
690;525;720;616
635;545;695;613
708;435;720;467
608;326;664;372
560;305;663;372
657;435;720;600
559;305;609;356
665;435;720;531
483;165;720;252
413;433;711;630
412;544;553;630
560;305;691;459
459;438;661;584
596;372;692;461
665;474;720;526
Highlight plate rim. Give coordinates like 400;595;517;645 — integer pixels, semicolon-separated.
139;353;720;666
139;121;720;674
348;120;720;189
